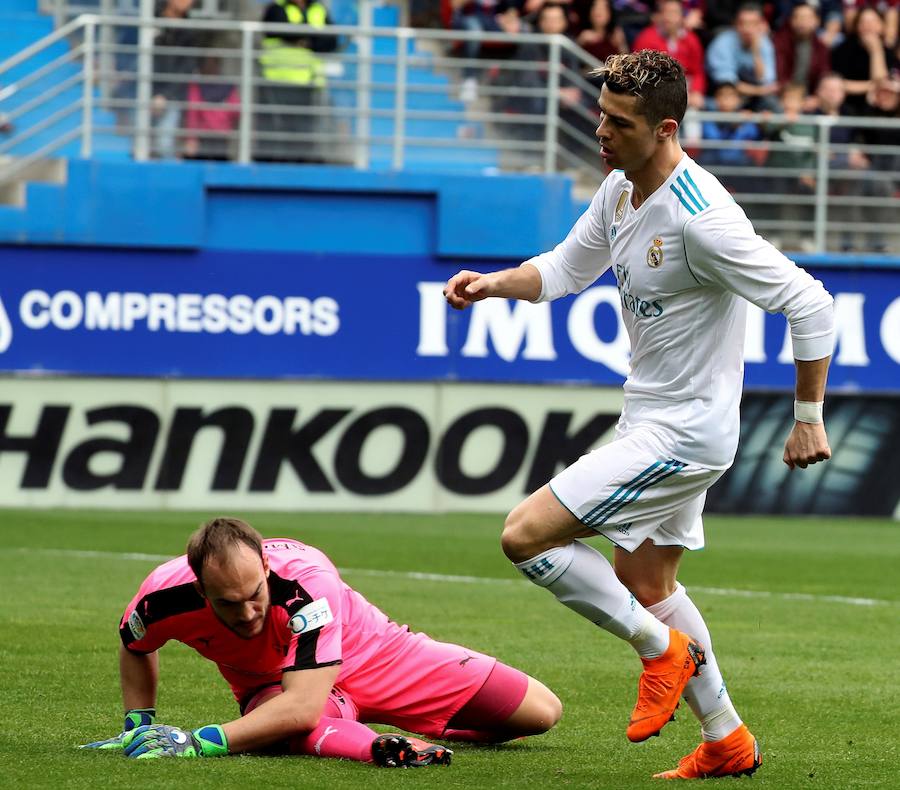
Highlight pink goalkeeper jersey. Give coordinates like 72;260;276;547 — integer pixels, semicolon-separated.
119;538;464;704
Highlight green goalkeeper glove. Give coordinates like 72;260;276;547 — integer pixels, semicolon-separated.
79;708;156;750
122;724;228;759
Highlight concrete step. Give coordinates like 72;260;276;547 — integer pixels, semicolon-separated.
0;156;65;206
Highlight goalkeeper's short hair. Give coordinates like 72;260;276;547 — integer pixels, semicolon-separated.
187;516;264;586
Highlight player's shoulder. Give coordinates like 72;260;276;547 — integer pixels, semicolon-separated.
263;537;309;556
265;538;344;613
668;158;734;218
139;554;195;593
587;169;629;227
121;555;203;644
265;537;340;581
667;158;747;238
585;168;624;210
598;168;628;202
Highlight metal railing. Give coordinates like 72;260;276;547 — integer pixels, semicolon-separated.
1;14;900;254
37;0;411;28
40;0;232;26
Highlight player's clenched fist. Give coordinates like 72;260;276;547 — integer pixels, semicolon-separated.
443;270;495;310
782;422;832;470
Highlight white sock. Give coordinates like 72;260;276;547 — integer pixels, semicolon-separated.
646;582;743;742
515;541;670;659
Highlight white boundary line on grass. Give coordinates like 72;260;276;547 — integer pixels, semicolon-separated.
342;568;896;607
2;546;896;608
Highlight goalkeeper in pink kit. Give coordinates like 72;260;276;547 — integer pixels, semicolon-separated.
81;517;561;766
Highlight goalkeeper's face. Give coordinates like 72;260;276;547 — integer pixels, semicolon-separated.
199;544;271;639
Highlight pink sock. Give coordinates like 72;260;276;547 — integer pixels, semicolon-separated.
246;687;376;762
288;717;378;762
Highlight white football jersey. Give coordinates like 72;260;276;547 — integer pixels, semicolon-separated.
526;154;833;469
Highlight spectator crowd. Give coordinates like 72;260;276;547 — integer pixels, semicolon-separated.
444;1;899;115
112;0;899;249
134;0;337;162
139;1;900;156
139;2;898;147
443;0;900;250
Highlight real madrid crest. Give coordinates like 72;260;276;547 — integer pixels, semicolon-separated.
647;237;663;268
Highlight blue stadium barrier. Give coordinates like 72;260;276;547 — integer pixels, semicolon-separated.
0;159;576;255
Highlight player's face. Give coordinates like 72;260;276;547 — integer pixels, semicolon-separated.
200;545;271;639
595;85;659;172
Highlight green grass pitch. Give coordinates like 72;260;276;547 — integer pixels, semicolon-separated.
1;509;898;789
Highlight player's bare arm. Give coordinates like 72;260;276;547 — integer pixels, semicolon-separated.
116;664;342;761
221;664;340;753
120;644;158;711
78;647;159;749
783;356;832;470
443;264;542;310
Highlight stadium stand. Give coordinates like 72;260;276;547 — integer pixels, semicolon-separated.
1;0;899;252
0;1;500;179
0;0;129;161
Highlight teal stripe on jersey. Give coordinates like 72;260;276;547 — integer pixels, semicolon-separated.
669;183;696;215
582;461;662;524
684;170;710;209
676;175;705;213
589;460;686;528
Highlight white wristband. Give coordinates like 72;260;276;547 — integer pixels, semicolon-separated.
794;400;824;424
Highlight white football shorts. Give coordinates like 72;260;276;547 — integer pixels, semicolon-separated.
548;425;724;552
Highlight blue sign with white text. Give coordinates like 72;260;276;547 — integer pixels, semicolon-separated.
0;246;897;391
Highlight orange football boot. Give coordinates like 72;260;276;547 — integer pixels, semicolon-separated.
627;628;706;743
652;723;761;779
371;734;452;767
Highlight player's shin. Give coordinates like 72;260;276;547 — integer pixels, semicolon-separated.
646;583;743;742
287;717;379;762
514;541;670;658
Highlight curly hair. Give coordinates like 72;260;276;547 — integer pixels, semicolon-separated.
592;50;687;127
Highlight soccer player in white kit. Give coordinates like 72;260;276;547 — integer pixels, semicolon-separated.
444;50;834;780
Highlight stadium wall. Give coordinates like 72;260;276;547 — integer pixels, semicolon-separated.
0;161;578;258
0;162;897;517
